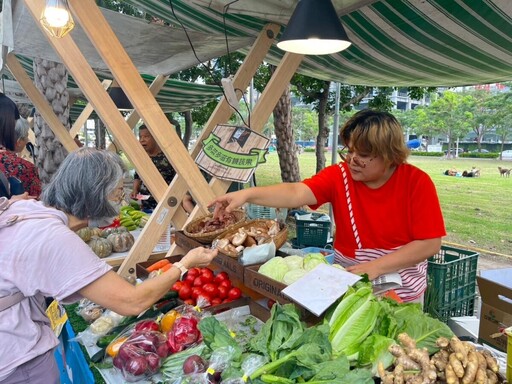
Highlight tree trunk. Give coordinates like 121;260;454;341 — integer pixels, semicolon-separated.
273;83;301;183
95;119;106;149
33;58;70;185
315;81;330;173
183;111;193;148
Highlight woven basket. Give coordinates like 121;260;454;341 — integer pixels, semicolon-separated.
212;219;288;258
183;209;247;244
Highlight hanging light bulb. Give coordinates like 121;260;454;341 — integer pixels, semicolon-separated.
40;0;75;38
277;0;351;55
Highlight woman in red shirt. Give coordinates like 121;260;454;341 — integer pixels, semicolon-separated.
211;110;446;302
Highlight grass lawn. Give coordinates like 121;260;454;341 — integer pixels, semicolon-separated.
255;152;512;257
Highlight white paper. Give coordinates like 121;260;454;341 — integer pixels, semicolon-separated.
372;272;402;295
281;263;362;316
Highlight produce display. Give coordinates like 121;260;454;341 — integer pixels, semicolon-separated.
212;219;284;257
119;204;150;230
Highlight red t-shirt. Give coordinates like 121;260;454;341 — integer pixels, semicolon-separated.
303;162;446;257
303;162;446;301
0;151;42;197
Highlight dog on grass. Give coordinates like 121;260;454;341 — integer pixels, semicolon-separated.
498;167;511;177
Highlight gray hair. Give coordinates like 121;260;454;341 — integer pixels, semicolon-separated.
41;148;126;220
15;117;30;141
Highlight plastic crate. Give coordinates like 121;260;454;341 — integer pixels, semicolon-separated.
424;245;479;323
295;216;331;247
299;246;335;264
54;321;95;384
246;204;288;220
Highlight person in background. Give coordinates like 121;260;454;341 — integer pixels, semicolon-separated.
130;124;193;213
212;109;446;303
444;168;458;176
0;148;217;383
0;95;42;197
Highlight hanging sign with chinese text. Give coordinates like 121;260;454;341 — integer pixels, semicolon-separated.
195;124;269;183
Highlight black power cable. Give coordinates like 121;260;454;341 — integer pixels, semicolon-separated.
168;0;251;127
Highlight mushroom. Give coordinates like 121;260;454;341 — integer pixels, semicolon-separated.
213;238;230;249
268;221;280;236
231;229;248;246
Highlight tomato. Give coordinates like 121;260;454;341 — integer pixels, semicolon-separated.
202;283;219;299
183;273;196;285
193;276;205;287
218;279;232;290
178;284;192;300
184;298;195;306
187;267;201;277
171;281;184;292
211;297;223;306
191;286;204;300
200;268;214;283
267;299;276;310
227;287;242;300
196;293;211;307
213;271;229;284
217;285;229;299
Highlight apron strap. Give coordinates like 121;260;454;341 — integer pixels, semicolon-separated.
0;291;26;311
339;163;362;249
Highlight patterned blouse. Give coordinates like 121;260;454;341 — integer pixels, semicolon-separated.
0;150;42;197
134;152;176;210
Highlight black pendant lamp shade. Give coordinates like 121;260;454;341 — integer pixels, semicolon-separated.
109;87;133;110
277;0;352;55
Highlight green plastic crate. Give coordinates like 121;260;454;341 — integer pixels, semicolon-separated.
424;245;479;323
295;217;331;247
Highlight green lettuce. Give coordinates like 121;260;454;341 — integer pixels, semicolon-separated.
259;257;290;283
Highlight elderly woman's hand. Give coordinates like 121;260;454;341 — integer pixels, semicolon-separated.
180;246;218;269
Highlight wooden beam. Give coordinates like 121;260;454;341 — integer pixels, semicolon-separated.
23;0;167;199
6;53;78;152
69;0;214;210
70;79;112;138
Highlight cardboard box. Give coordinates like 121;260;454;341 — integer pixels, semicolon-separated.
477;268;512;352
448;316;479;341
136;255;183;279
244;264;290;304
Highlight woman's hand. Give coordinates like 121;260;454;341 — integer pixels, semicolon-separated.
210;191;247;219
181;246;218;269
346;261;381;281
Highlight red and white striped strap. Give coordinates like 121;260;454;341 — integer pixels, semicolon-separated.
339;163;362;249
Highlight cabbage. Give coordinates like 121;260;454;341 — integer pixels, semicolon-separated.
258;257;289;282
283;255;304;270
282;269;308;285
303;253;329;271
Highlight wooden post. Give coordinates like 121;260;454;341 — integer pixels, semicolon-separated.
6;53;78;152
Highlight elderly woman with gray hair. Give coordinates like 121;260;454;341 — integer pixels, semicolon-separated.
0;148;218;384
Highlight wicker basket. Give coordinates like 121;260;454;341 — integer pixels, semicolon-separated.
183;209;247;244
212;219;288;258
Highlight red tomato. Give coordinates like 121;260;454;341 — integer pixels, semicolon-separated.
213;271;229;284
184;298;195;306
191;287;204;300
178;284;192;300
217;285;229;299
227;287;242;300
202;283;219;299
183;273;196;285
171;281;184;292
193;276;204;287
200;268;214;283
267;299;276;310
196;294;211;307
218;280;232;290
187;267;201;277
211;297;223;306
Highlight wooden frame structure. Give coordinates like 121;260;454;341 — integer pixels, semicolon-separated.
9;0;304;278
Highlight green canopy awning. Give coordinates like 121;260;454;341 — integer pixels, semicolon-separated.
125;0;512;87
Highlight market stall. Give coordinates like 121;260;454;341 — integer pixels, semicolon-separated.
2;0;512;383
